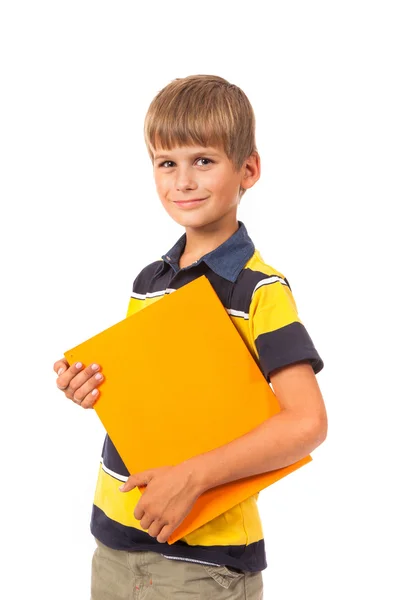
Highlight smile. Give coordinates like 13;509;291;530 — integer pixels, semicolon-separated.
173;198;207;208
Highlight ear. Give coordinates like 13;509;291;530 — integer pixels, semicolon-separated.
241;151;261;192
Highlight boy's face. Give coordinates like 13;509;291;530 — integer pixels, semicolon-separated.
152;144;256;231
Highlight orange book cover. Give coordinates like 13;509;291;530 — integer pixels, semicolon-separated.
64;275;312;544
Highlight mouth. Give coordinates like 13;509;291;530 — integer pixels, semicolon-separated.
173;198;207;208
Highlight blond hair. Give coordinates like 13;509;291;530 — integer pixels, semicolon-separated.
144;74;258;198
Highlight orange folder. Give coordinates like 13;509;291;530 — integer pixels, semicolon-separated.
64;275;312;544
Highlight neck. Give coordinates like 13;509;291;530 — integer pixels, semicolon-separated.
183;214;239;258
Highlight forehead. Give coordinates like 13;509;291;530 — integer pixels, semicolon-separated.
153;145;225;159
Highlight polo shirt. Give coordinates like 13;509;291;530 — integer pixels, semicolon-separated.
90;220;324;573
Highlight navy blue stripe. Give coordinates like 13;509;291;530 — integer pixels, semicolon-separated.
255;321;324;383
132;260;293;317
101;435;130;477
90;505;267;573
233;267;289;314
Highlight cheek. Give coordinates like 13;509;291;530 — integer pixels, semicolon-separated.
206;169;235;193
154;177;167;197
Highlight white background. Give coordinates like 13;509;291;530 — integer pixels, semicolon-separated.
1;1;399;598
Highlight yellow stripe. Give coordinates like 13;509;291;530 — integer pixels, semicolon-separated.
126;297;147;318
126;293;166;318
251;283;302;339
246;251;303;339
94;466;263;546
94;465;147;531
181;493;263;547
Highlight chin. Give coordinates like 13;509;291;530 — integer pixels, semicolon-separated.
175;214;216;229
163;206;206;226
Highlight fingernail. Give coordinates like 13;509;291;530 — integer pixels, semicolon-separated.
94;373;103;381
119;484;125;491
91;363;99;371
57;367;64;375
91;389;98;395
75;362;82;369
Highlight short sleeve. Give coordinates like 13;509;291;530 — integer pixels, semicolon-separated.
250;275;324;384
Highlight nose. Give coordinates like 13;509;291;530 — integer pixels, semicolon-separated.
175;165;198;191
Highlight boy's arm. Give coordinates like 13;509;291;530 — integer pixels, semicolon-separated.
119;359;326;545
185;359;328;495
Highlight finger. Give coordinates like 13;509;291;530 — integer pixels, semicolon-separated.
58;362;100;395
148;520;164;539
53;358;70;377
73;371;104;405
56;361;84;390
157;525;171;544
79;387;101;409
140;513;155;531
134;502;146;521
119;476;137;493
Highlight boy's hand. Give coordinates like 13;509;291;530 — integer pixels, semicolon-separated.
119;463;202;543
53;358;104;409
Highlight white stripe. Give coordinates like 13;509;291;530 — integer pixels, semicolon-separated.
132;292;250;319
130;291;147;300
133;280;287;320
100;458;128;483
130;290;164;300
161;554;222;567
131;288;177;301
227;308;249;320
251;276;287;301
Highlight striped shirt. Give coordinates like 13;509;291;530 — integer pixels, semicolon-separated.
90;220;324;572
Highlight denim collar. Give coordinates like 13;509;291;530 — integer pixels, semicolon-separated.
161;221;255;283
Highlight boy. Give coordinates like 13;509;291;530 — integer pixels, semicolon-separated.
54;74;327;599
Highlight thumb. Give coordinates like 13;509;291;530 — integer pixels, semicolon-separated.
119;472;151;492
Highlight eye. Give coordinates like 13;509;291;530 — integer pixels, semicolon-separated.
157;157;214;168
196;157;213;166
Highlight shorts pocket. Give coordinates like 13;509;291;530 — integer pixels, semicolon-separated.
201;564;244;589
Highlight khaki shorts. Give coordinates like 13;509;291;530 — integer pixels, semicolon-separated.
91;538;263;599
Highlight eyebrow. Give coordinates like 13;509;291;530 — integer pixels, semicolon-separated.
154;149;221;159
